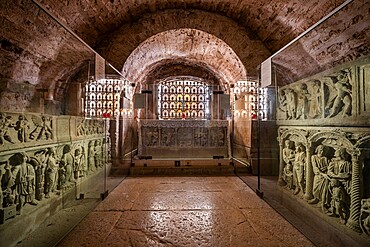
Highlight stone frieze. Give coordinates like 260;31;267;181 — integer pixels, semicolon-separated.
0;112;106;224
276;61;370;126
278;126;370;235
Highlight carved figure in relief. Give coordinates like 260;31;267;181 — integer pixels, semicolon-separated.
146;129;158;146
194;128;208;146
74;147;85;178
84;121;91;135
296;84;310;120
308;80;322;118
292;143;306;195
15;114;30;142
327;147;351;193
10;153;38;213
282;140;295;189
309;145;330;205
285;88;297;119
30;149;48;200
60;145;74;188
97;121;104;134
30;115;52;140
76;119;85;136
360;198;370;235
0;162;6;207
1;160;14;207
0;113;15;145
318;147;351;217
94;140;103;168
328;178;348;224
327;70;352;118
278;89;287;117
217;129;225;146
88;141;96;173
45;147;58;198
162;129;175;146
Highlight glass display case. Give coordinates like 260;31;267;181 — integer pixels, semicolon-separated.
235;1;370;246
0;1;128;246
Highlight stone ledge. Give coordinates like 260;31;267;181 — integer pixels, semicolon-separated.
130;166;235;176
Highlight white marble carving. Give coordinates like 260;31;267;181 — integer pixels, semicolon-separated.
276;65;366;122
0;112;106;223
278;126;370;234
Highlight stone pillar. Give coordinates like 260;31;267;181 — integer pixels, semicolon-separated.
278;138;286;186
347;151;362;232
304;144;314;200
65;82;82;116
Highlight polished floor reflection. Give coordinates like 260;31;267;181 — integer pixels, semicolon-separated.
58;176;313;247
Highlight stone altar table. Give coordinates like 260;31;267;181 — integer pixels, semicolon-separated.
138;120;230;159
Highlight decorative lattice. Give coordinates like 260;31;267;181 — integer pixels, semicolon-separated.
233;80;268;120
157;77;211;120
84;76;132;118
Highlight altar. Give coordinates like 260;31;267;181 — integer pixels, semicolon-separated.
138;120;230;159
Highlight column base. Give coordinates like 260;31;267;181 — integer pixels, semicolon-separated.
278;177;286;186
346;218;362;233
304;193;313;201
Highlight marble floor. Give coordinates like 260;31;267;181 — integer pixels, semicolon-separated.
57;176;314;247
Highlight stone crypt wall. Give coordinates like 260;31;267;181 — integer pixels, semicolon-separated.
276;58;370;237
0;111;107;245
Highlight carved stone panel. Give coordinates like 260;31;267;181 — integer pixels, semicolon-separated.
0;112;55;148
0;111;106;224
278;126;370;235
138;120;229;158
143;127;159;147
210;127;226;147
277;60;370;126
178;127;193;147
359;63;370;116
194;128;209;147
160;128;176;146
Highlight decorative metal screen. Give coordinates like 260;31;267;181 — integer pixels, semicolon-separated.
84;76;132;118
233;80;268;120
157;77;211;120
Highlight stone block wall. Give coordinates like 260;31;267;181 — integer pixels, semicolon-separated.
0;112;106;224
276;58;370;236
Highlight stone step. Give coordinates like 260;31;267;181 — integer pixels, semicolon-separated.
130;166;235;176
132;158;232;167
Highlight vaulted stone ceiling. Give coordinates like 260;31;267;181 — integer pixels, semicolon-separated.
0;0;369;112
121;28;248;88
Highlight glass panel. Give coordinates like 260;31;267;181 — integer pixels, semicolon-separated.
233;78;275;192
84;73;131;119
257;1;370;246
0;2;130;246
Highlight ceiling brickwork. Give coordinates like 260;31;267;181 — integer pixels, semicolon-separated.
121;28;249;90
98;9;269;81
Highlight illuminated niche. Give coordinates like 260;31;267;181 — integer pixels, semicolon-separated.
84;76;133;118
233;80;268;120
157;77;211;120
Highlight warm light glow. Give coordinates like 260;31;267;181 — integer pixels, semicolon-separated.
84;76;132;118
157;76;210;120
233;79;268;120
